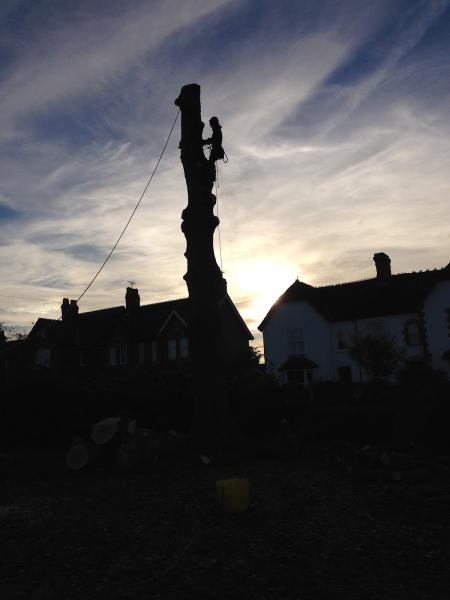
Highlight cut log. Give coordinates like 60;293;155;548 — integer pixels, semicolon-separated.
91;417;121;445
66;439;104;470
125;419;137;435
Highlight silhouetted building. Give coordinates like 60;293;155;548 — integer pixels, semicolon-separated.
258;253;450;383
3;287;253;383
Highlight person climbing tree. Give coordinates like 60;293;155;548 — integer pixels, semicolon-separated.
203;116;224;163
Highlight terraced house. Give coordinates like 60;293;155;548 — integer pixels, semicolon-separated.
1;286;253;382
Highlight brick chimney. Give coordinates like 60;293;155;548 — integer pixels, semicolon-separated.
373;252;391;281
61;298;79;320
125;287;140;311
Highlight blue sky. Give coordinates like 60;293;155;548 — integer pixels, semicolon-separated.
0;0;449;345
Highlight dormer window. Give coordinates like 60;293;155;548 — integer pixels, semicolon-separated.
180;336;189;358
166;336;189;360
168;339;177;360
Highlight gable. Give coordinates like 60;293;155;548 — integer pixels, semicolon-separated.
158;310;188;337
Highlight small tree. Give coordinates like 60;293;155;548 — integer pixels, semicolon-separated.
349;333;405;382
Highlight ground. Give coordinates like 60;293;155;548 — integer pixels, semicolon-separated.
1;448;449;599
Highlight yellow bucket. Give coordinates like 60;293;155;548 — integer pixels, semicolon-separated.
216;478;250;513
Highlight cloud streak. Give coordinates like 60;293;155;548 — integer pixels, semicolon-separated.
0;0;449;347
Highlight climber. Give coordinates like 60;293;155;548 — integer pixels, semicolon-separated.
203;116;225;163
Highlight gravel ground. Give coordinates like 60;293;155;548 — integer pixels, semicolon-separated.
1;448;449;599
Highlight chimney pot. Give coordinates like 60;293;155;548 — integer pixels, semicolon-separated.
61;298;78;320
373;252;391;281
126;287;140;311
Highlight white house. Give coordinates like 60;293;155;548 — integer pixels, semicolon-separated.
258;253;450;384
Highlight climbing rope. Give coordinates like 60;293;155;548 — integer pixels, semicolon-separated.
215;163;224;273
0;109;180;354
76;108;180;304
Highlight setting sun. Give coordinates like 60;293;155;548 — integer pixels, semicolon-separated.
232;259;297;330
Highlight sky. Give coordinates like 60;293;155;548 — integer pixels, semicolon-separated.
0;0;449;347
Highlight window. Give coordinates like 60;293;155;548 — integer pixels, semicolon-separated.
138;342;145;365
151;341;158;362
180;336;189;358
288;329;304;355
35;348;50;368
168;339;177;360
109;345;117;366
368;320;383;334
109;342;127;366
405;320;421;346
337;330;348;350
119;343;127;365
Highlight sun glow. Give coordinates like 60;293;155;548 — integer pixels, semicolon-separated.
232;259;297;329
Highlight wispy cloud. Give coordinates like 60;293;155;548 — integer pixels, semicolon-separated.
0;0;449;345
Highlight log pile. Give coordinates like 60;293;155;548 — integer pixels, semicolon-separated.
65;416;187;472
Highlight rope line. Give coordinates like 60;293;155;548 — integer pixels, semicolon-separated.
215;164;224;273
0;109;180;353
76;108;180;303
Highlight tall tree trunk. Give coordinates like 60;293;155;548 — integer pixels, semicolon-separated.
175;84;230;449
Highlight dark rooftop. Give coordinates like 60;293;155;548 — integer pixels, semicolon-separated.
258;263;450;330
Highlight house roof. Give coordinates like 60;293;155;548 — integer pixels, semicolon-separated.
67;295;251;347
258;263;450;330
71;299;190;347
28;318;63;344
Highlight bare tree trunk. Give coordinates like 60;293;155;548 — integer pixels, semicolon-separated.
175;84;231;449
